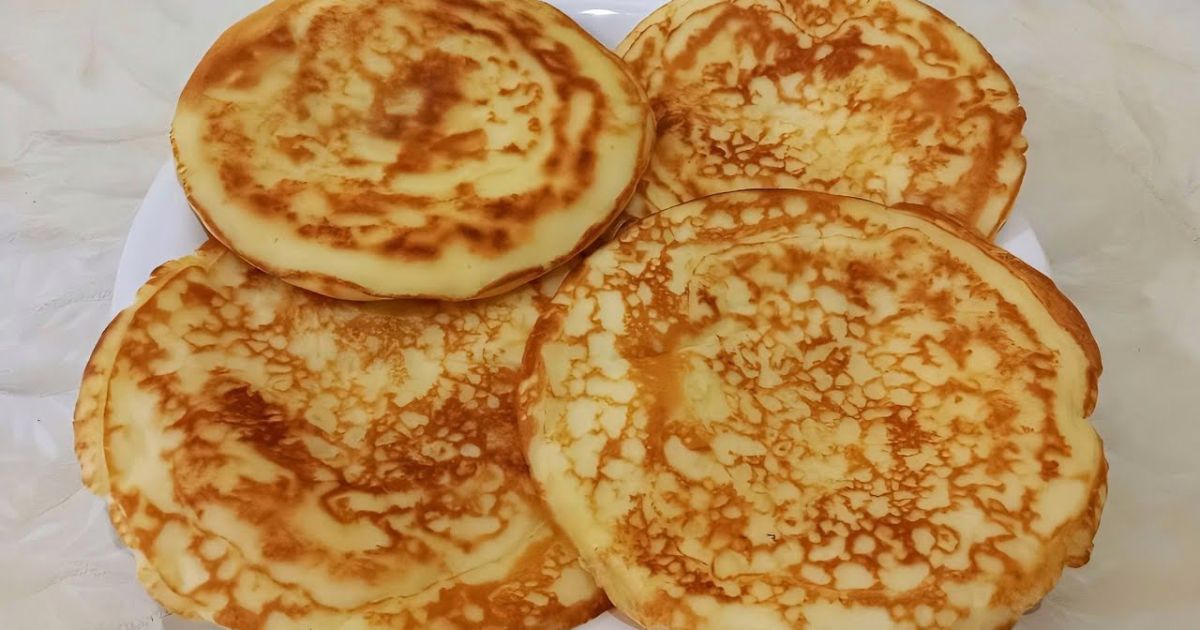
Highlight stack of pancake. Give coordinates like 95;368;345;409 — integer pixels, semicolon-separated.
76;1;1105;629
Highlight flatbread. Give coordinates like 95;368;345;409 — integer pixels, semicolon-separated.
521;189;1104;629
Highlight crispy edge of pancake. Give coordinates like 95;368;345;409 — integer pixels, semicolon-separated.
171;0;656;302
74;308;131;499
519;189;1105;625
615;0;1029;240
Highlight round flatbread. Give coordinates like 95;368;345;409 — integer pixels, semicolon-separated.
520;190;1104;629
619;0;1026;238
76;242;606;629
173;0;653;300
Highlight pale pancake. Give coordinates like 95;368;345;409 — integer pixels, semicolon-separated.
520;190;1104;629
173;0;653;300
619;0;1026;238
76;242;606;629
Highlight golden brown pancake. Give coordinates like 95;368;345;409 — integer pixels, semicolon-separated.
618;0;1027;238
520;190;1104;629
74;242;606;629
173;0;654;300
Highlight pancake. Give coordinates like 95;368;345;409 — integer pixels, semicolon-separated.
618;0;1026;238
75;256;227;615
172;0;654;301
74;242;606;629
520;190;1104;629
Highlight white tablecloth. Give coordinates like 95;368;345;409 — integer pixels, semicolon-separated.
1;1;1198;628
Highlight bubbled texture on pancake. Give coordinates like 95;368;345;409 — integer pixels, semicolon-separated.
173;0;653;300
619;0;1027;238
520;190;1104;629
78;243;606;630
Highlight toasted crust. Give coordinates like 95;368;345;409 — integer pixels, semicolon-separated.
520;189;1104;629
172;0;653;300
74;242;606;629
618;0;1027;238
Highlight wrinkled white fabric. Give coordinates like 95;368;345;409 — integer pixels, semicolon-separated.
0;1;1197;629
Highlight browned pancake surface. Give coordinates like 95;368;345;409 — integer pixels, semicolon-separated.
619;0;1026;238
174;0;653;300
521;190;1104;629
75;243;606;629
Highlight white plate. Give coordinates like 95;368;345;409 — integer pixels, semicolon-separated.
113;3;1052;628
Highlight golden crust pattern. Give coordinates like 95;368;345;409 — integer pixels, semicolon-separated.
173;0;652;300
521;190;1104;629
619;0;1027;238
75;243;605;630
